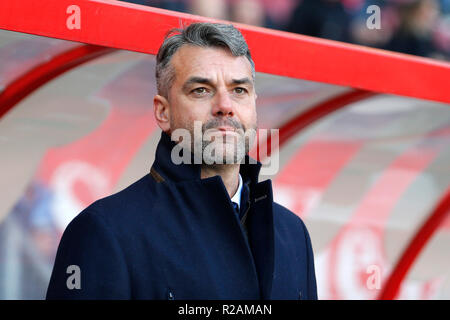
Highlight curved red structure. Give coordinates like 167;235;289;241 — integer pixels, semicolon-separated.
277;89;377;148
0;0;449;300
378;187;450;300
0;0;449;103
0;44;114;118
256;89;376;160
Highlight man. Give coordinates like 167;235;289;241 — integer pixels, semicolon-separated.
46;22;317;300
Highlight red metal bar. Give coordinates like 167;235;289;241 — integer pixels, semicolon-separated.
0;44;114;118
378;187;450;300
261;89;377;158
0;0;449;103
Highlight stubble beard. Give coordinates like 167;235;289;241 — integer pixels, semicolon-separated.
173;117;257;165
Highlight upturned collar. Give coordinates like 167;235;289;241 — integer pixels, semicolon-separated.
150;131;262;187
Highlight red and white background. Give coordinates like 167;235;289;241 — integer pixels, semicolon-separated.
0;0;449;299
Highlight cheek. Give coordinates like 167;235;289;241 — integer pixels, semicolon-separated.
239;105;257;129
169;97;209;129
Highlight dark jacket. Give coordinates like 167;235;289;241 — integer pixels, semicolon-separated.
46;131;317;300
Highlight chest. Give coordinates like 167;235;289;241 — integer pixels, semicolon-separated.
122;181;304;299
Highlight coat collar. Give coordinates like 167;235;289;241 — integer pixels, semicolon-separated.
151;131;262;187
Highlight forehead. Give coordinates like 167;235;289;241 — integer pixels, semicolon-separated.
170;45;253;82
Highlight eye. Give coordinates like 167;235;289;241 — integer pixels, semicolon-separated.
191;87;209;96
234;87;248;95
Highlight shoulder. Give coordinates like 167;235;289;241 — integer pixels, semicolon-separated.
69;174;156;233
272;201;312;243
56;175;156;258
48;199;133;299
272;201;305;228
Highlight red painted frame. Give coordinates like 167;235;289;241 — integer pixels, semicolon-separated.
378;188;450;300
0;0;449;300
0;0;449;103
276;90;377;148
256;89;376;159
0;44;114;118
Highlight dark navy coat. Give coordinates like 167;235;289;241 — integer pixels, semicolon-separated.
46;131;317;300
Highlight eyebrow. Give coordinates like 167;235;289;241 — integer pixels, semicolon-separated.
182;76;253;91
230;77;253;86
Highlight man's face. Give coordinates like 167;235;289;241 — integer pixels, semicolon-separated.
162;45;257;164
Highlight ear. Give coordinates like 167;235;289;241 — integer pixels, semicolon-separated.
153;94;171;133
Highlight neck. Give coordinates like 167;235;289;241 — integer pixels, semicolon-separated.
201;164;240;198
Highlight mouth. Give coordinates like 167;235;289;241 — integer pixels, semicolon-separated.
215;126;236;133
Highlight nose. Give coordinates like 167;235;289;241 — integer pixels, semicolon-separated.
212;89;234;117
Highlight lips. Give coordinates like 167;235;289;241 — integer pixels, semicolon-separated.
216;126;236;132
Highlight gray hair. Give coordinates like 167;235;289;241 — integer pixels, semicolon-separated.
155;22;256;98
